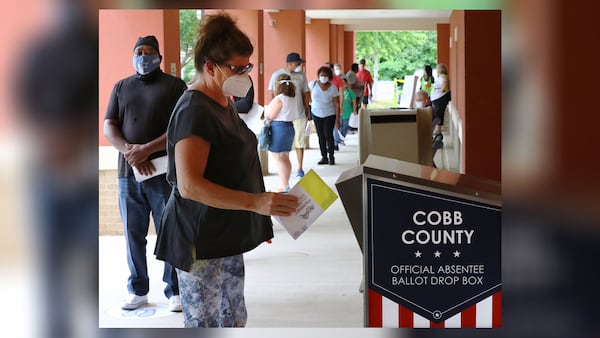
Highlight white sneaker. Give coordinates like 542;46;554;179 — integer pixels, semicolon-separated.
168;295;182;312
121;294;148;310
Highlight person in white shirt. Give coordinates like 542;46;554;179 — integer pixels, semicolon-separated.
430;64;451;136
268;52;310;178
266;74;297;192
310;66;340;165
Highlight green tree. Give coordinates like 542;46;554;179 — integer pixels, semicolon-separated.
356;32;403;83
180;9;201;82
356;31;437;81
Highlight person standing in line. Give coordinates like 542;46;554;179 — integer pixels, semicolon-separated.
345;63;363;134
416;89;443;161
265;74;297;192
268;52;310;178
357;58;374;110
325;62;345;148
346;63;363;108
154;13;299;328
325;61;345;90
431;63;451;136
103;35;187;312
310;66;340;165
340;78;358;139
333;63;346;82
420;64;435;96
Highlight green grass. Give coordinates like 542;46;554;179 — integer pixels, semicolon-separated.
368;98;396;109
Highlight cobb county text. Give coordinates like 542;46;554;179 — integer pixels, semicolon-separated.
400;210;474;245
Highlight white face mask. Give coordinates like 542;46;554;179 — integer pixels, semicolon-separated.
217;65;252;97
294;65;303;73
415;101;424;108
334;69;342;76
319;76;329;84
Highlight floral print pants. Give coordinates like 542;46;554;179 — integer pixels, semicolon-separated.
176;254;247;327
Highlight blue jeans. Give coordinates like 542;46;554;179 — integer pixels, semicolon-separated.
333;127;342;146
118;175;178;298
340;117;350;137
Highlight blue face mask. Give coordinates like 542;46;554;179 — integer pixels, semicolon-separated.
132;54;161;75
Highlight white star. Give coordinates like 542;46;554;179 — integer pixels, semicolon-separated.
453;250;461;257
434;251;441;258
414;251;422;258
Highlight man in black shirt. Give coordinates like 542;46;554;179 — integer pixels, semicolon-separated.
103;35;187;312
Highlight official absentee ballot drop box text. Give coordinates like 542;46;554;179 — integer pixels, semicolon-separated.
336;155;501;328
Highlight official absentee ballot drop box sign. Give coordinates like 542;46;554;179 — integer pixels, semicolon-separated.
336;155;501;328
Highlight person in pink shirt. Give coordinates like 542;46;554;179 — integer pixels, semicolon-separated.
357;59;374;109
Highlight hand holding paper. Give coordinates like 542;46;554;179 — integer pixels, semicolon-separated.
132;155;168;182
274;169;338;239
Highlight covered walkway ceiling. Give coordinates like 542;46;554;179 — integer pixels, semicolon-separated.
304;9;451;31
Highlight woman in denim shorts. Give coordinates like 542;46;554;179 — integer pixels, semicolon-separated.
266;74;297;192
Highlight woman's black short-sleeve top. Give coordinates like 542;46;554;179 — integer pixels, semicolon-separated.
155;90;273;271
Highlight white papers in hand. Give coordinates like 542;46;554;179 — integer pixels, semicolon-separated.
132;155;168;182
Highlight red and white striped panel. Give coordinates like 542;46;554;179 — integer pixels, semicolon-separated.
368;289;502;328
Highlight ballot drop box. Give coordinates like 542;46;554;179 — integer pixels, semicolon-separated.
336;155;501;328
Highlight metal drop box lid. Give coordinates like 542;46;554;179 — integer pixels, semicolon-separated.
361;154;500;205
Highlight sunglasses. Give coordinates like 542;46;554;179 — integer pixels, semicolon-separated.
221;62;254;75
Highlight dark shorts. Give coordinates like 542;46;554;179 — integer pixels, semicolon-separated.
362;95;369;104
268;121;294;153
432;92;451;126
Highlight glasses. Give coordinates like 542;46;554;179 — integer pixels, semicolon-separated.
220;62;254;75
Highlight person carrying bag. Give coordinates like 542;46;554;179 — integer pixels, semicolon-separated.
258;118;271;150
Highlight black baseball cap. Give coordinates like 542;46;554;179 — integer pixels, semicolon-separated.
286;52;305;63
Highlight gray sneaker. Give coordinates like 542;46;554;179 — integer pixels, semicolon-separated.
121;294;148;310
